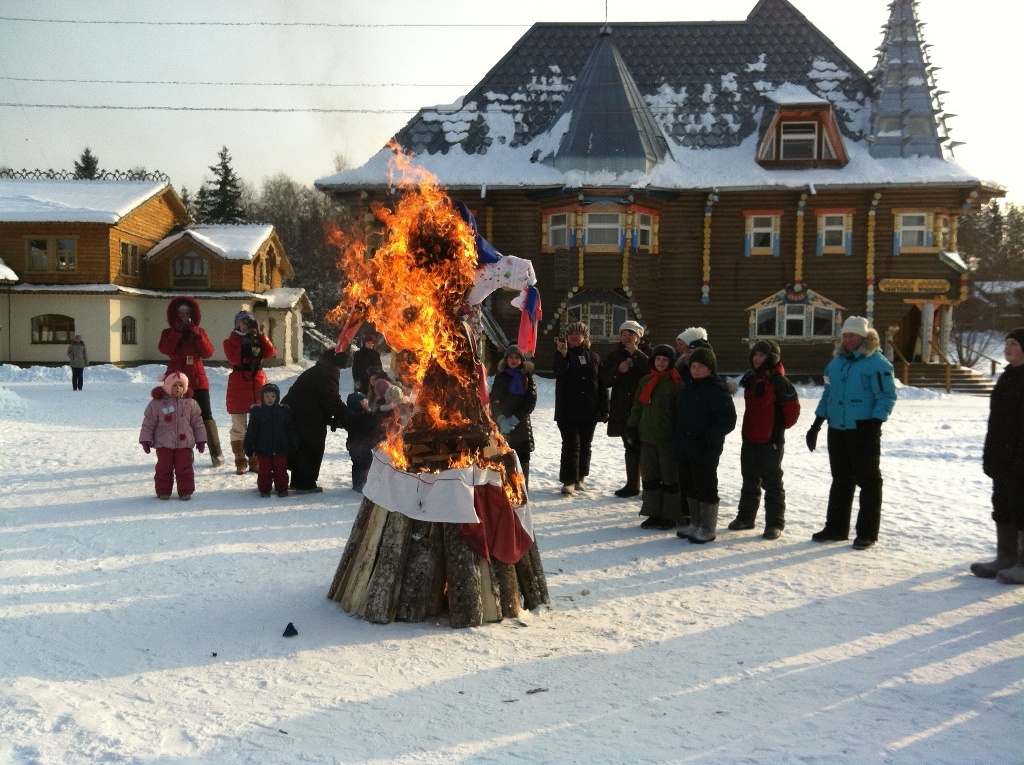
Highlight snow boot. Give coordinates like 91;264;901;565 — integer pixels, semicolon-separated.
677;498;702;540
230;440;247;475
204;418;225;467
996;531;1024;585
689;501;719;544
971;523;1017;579
615;451;641;498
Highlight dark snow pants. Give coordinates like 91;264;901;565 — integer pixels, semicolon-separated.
824;426;882;541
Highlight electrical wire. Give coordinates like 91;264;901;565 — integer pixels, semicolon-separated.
0;16;529;28
0;76;470;88
0;103;421;113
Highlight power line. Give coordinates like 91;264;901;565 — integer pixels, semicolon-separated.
0;76;470;88
0;16;529;28
0;103;421;114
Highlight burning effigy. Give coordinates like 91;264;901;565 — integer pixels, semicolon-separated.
325;153;548;628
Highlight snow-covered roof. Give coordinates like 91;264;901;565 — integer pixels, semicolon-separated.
0;179;170;223
146;224;276;262
317;4;999;195
0;257;17;282
254;287;309;311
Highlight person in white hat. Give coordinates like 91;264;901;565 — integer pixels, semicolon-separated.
600;320;651;498
805;316;897;550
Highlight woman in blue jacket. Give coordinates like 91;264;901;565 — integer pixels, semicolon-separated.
805;316;897;549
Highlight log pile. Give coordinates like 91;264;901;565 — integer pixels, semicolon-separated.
328;497;549;628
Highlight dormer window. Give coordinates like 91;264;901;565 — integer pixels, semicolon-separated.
173;250;209;287
756;107;849;168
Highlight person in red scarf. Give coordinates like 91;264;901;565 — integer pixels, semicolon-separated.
626;344;683;530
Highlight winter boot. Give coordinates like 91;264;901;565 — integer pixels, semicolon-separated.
689;501;719;544
971;523;1017;579
230;441;247;475
203;419;225;467
639;480;663;528
996;531;1024;585
615;451;641;498
677;498;702;540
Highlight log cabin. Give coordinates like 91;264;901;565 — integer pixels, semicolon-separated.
0;179;311;366
316;0;1005;378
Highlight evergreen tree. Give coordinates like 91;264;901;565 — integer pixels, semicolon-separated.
195;146;246;224
73;148;100;180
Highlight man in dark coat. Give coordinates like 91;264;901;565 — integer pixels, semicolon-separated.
600;320;651;498
281;349;354;493
554;321;608;495
973;327;1024;584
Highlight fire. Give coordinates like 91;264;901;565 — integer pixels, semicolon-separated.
326;149;521;502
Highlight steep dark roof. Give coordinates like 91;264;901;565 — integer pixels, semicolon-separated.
867;0;951;159
394;0;871;158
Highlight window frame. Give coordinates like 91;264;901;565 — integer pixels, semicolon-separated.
779;121;818;160
894;211;934;254
565;291;631;344
172;250;210;288
119;241;140;277
815;209;854;256
25;236;78;273
121;316;137;345
583;211;622;251
31;313;76;344
744;211;781;257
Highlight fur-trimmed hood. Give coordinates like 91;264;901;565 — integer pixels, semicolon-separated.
165;295;202;328
834;328;880;358
497;357;535;374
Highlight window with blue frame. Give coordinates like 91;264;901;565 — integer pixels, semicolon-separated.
744;212;781;257
893;212;934;254
816;210;853;256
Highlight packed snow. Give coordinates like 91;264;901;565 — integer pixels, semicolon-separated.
1;360;1020;765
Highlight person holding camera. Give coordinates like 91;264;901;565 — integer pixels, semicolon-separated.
224;310;276;474
158;296;224;467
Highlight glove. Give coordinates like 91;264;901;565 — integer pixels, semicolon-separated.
805;416;825;452
494;414;509;433
141;441;151;454
500;415;519;434
197;442;206;453
625;427;640;450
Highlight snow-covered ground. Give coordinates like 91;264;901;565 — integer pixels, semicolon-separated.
1;361;1020;765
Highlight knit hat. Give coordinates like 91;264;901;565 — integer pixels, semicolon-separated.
373;378;392;400
677;327;708;346
688;337;712;351
841;316;870;337
347;391;367;409
689;346;717;374
651;343;677;365
234;310;255;329
504;345;525;361
750;340;781;367
161;370;189;395
564;321;589;339
618;320;644;339
259;382;280;402
1006;327;1024;348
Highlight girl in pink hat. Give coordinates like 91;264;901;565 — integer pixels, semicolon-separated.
139;371;207;500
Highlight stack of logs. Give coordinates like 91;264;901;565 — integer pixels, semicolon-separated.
328;497;549;628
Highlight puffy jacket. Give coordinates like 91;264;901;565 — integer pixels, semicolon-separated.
281;353;352;430
627;372;681;445
672;375;737;466
67;341;88;368
489;359;537;451
814;331;896;430
224;330;276;414
158;296;214;391
740;362;800;445
139;387;207;450
983;363;1024;478
243;399;298;457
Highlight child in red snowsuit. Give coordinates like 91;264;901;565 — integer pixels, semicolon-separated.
139;371;207;500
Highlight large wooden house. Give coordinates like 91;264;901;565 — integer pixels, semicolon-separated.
0;179;311;366
316;0;1004;375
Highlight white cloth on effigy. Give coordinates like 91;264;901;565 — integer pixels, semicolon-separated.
361;448;533;538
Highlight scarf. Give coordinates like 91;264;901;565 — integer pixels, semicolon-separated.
638;367;680;405
504;366;525;395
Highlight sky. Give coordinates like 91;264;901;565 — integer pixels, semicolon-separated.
1;359;1020;764
0;0;1018;203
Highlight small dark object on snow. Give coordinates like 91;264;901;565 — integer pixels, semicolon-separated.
212;652;217;657
526;687;548;695
283;622;298;637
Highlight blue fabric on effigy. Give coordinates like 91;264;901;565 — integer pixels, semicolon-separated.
453;200;501;264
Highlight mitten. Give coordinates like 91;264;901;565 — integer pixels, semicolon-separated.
197;441;206;453
495;414;509;434
506;415;519;430
141;441;151;454
805;416;825;452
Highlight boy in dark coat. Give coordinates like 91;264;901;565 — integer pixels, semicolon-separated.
728;340;801;539
345;391;382;493
553;321;608;495
673;347;737;543
489;345;538;491
281;349;354;493
973;328;1024;584
244;383;298;497
351;334;383;394
600;320;651;498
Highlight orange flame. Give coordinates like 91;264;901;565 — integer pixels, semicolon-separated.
326;149;520;504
